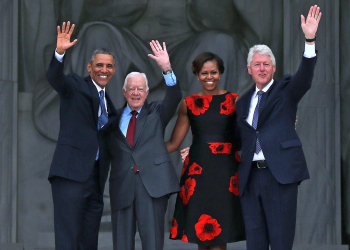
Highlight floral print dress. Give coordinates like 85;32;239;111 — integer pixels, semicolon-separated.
170;92;245;245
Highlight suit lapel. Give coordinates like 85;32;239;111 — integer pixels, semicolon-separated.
115;106;131;146
85;76;100;127
105;92;117;117
242;86;256;120
133;101;150;147
257;79;277;127
237;86;255;128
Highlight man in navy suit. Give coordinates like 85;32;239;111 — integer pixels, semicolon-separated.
46;22;117;249
235;5;322;250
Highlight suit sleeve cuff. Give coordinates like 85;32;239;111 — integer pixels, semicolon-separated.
163;71;177;86
303;43;316;58
55;49;65;63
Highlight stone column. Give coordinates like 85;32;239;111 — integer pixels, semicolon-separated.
0;0;18;244
284;0;345;247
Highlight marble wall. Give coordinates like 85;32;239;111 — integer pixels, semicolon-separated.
0;0;18;245
285;0;343;245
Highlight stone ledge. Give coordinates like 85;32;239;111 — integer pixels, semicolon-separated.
35;232;349;250
293;246;348;250
0;243;23;250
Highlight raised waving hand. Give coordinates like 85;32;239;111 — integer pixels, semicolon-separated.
56;21;78;55
301;5;322;41
148;40;172;72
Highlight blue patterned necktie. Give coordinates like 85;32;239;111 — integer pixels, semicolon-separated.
98;90;108;130
96;90;108;160
252;90;264;154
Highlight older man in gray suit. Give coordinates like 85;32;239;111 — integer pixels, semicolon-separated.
100;40;181;250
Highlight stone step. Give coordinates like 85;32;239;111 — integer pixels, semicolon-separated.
34;232;348;250
0;243;24;250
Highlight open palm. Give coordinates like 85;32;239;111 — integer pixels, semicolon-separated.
301;5;322;39
56;21;77;54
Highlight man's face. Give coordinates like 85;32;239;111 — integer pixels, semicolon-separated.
87;54;116;89
122;75;149;111
247;53;276;90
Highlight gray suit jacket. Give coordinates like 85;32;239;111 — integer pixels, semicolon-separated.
100;82;182;212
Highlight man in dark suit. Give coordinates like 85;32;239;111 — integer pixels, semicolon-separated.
46;22;117;249
100;40;182;250
235;5;322;250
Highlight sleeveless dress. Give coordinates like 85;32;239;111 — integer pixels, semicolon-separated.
170;92;245;245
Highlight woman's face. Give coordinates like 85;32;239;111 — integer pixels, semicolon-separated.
196;60;221;92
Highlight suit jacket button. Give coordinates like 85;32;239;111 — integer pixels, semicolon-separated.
131;167;134;170
256;131;259;134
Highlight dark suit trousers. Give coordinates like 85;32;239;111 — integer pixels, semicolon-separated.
111;173;168;250
240;167;298;250
51;162;103;250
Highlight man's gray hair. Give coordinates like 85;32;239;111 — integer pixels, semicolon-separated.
123;72;149;91
89;48;116;65
247;44;276;66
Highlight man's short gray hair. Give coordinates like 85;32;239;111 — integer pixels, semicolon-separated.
247;44;276;66
123;72;149;91
89;48;116;65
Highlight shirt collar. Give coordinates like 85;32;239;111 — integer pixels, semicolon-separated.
125;103;143;114
91;79;105;95
254;79;274;97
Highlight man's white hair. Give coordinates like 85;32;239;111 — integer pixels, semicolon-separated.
123;72;149;91
247;44;276;66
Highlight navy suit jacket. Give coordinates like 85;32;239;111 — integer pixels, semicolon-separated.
236;55;317;196
100;82;182;212
46;54;117;193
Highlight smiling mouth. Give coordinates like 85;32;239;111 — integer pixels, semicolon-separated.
131;97;141;101
206;81;214;84
99;75;107;78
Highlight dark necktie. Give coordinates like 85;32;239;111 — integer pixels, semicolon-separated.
252;90;264;154
126;110;138;172
98;90;108;130
96;90;108;160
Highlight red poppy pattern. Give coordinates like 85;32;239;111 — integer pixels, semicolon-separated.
195;214;222;241
188;162;202;175
185;95;213;116
229;172;239;196
220;93;238;115
181;231;188;242
181;156;190;176
208;143;232;154
171;93;245;244
170;218;178;238
179;178;196;205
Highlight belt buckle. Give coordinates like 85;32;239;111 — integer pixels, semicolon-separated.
256;161;265;169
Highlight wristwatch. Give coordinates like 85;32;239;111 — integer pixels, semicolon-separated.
305;36;316;42
163;69;173;75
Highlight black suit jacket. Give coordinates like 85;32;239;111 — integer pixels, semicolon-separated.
100;82;182;212
236;55;317;196
46;54;117;193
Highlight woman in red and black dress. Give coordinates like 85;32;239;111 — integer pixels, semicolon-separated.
166;52;245;250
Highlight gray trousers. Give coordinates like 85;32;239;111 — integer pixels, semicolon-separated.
111;173;168;250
